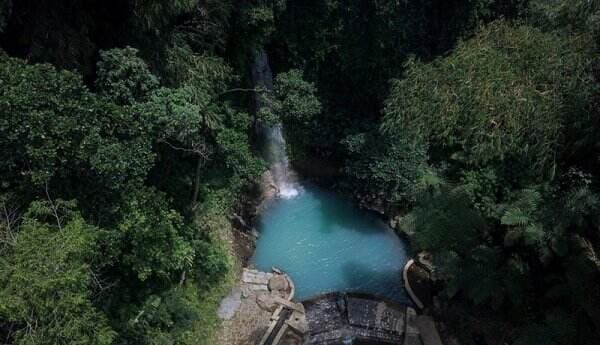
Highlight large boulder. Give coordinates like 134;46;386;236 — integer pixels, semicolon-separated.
268;274;290;292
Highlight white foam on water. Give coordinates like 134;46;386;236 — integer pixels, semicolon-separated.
279;182;302;199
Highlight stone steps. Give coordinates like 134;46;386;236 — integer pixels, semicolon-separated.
241;268;274;297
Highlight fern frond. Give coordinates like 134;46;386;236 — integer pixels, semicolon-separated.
501;207;530;226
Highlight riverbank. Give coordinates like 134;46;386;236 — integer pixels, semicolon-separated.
213;175;272;343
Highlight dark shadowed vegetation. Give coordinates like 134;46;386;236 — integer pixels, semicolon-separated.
1;0;599;344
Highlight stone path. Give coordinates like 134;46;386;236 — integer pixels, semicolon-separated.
216;269;276;345
217;287;242;320
256;270;308;345
241;269;274;295
216;268;303;345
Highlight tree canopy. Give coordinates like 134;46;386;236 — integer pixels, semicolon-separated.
1;0;599;344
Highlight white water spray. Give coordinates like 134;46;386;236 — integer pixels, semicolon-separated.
265;123;300;199
252;50;301;199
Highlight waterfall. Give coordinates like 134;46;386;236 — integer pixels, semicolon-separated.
252;50;301;199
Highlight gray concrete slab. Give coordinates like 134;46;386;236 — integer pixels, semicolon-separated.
218;287;242;320
416;315;443;345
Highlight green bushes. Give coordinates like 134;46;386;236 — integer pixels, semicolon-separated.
342;131;429;208
0;21;261;343
0;0;276;344
381;18;600;344
383;22;594;173
0;57;156;198
117;189;194;282
96;47;159;105
0;193;235;345
0;203;116;345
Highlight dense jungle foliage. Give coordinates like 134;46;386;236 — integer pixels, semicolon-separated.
0;0;599;344
272;1;600;344
0;1;268;344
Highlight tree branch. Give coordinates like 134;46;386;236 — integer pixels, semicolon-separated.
44;182;62;231
0;201;19;248
157;138;212;160
218;87;268;96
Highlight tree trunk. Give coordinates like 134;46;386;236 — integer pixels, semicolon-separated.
191;156;203;209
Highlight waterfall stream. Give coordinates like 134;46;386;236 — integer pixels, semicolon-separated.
252;50;301;199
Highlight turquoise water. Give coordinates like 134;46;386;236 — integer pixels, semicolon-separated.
253;184;409;302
